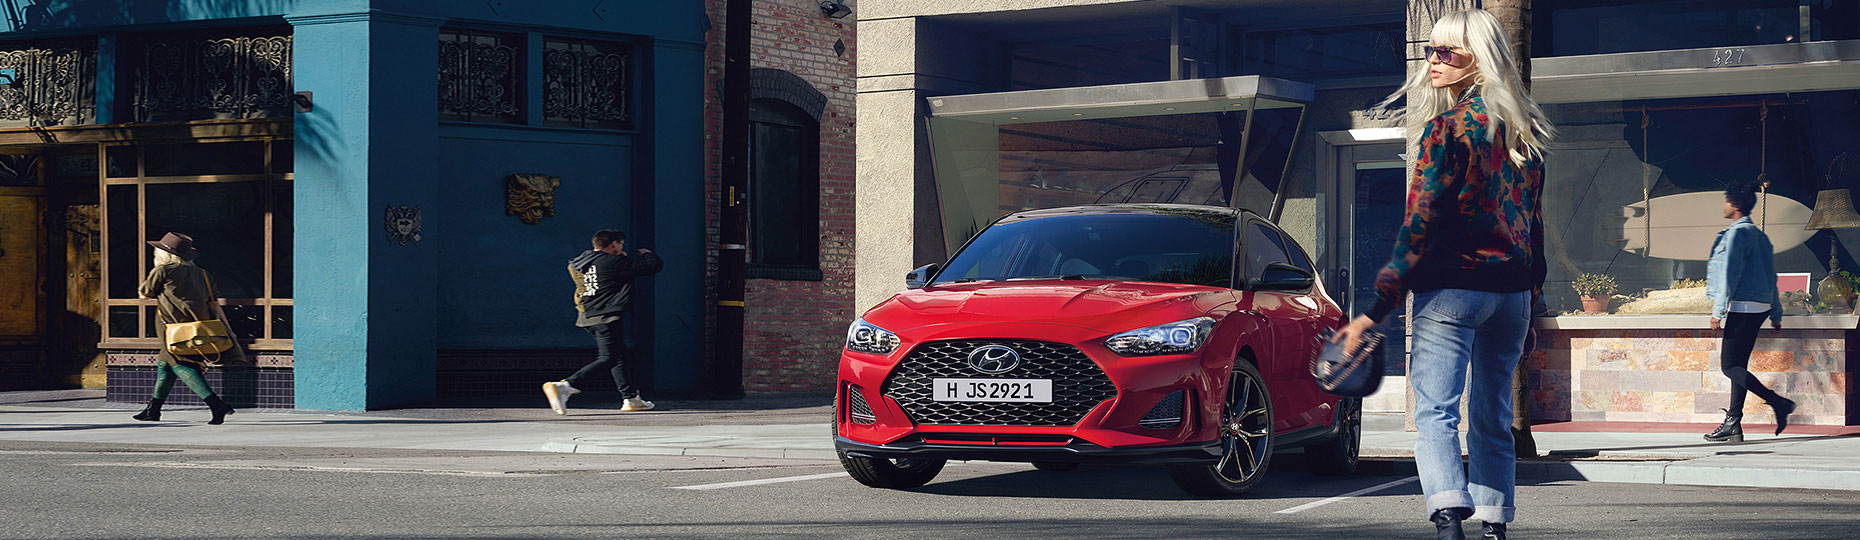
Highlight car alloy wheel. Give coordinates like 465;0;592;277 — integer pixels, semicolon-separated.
1170;360;1274;496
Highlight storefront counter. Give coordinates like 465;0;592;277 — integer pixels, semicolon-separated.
1527;315;1858;426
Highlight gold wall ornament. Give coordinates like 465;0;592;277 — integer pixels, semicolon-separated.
505;173;561;225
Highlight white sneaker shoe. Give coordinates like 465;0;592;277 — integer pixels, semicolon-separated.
543;381;580;415
621;396;656;412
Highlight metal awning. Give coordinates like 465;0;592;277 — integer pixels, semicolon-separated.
926;75;1316;125
1532;40;1860;104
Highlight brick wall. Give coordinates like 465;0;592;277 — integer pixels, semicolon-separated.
703;0;858;391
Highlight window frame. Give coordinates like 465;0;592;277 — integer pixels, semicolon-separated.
744;98;823;281
99;134;293;350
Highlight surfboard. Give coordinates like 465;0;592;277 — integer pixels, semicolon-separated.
1618;191;1815;261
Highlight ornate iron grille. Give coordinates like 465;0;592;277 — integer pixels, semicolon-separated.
437;29;521;123
133;31;291;122
542;37;631;129
0;41;95;128
882;340;1119;427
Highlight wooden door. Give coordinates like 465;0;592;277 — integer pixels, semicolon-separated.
60;204;103;387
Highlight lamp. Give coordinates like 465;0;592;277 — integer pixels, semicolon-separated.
818;0;852;19
1806;153;1860;309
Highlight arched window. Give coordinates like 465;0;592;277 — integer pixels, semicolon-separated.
746;98;820;279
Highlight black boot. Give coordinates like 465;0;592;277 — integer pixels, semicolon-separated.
131;398;164;422
203;395;235;425
1431;507;1471;540
1770;397;1796;435
1703;408;1743;442
1482;521;1508;540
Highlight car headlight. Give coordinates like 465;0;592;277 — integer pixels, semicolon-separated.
1104;317;1216;356
845;318;900;354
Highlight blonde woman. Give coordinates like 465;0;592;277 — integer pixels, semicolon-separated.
131;232;244;424
1332;9;1554;540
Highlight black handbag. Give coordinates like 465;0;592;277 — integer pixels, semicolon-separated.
1311;328;1386;397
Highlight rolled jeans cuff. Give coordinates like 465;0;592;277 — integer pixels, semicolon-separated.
1473;505;1515;523
1426;491;1473;516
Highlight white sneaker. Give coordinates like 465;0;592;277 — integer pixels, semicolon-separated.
543;381;579;415
621;396;656;412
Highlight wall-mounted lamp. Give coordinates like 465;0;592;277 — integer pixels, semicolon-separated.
818;0;852;19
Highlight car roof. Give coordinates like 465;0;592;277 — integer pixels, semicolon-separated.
998;203;1249;224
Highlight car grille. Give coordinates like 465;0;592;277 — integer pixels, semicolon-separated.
846;385;876;424
882;340;1118;427
1138;390;1185;429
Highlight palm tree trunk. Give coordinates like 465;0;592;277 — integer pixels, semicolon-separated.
1486;0;1541;457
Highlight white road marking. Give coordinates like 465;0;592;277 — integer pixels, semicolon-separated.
1275;476;1420;514
671;471;849;490
73;461;551;477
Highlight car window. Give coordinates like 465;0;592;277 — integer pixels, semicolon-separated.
1246;223;1292;281
935;212;1237;288
1278;230;1315;274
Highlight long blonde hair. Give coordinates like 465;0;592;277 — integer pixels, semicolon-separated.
1376;8;1555;167
153;247;188;266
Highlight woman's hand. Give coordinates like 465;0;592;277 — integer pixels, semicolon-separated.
1331;315;1378;355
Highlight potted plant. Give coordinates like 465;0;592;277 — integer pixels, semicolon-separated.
1573;273;1618;313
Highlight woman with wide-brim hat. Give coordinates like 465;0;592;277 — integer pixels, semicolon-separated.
130;232;246;424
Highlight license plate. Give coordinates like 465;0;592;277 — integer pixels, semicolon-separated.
931;378;1053;403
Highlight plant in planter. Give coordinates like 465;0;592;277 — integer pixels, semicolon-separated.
1573;273;1618;313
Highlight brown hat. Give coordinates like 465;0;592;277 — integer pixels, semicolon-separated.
147;232;198;261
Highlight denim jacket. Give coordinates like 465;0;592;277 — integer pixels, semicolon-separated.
1706;216;1782;322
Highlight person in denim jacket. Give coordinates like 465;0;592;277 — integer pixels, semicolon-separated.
1703;183;1795;442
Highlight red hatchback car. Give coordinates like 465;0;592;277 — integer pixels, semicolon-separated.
834;204;1360;496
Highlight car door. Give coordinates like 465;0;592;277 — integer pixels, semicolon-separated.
1241;220;1313;432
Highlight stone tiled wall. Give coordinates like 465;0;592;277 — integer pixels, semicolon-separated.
1527;329;1855;425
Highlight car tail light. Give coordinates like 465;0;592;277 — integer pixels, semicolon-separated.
847;385;876;424
1138;390;1186;430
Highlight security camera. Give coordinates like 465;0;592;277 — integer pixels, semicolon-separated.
818;0;852;19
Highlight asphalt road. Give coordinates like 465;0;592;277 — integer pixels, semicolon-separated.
3;440;1854;539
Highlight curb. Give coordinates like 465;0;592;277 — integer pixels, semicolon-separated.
1356;457;1860;492
540;437;838;460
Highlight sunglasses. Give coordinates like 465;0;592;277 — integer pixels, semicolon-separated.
1424;45;1472;68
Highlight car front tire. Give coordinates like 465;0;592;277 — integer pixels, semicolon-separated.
1305;397;1362;476
1169;360;1274;497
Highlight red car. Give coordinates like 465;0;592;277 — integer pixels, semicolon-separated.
834;204;1359;496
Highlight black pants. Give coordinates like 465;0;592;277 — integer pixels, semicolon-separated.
1721;311;1782;416
567;321;637;399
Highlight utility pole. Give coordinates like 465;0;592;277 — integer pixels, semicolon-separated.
714;0;750;399
1486;0;1539;458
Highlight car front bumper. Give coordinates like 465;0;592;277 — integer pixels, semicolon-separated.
833;435;1223;465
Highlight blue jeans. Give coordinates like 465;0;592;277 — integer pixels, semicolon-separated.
1410;289;1530;523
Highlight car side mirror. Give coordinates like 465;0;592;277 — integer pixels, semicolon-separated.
905;263;939;289
1255;262;1314;291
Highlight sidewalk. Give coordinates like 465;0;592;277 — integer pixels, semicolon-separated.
2;390;1856;492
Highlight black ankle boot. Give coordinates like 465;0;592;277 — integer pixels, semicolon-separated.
1482;521;1508;540
203;395;235;425
1770;397;1795;435
1704;408;1743;442
1431;507;1470;540
132;398;164;422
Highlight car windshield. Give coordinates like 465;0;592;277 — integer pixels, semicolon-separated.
934;211;1237;288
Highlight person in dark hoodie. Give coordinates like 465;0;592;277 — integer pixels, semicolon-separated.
544;229;664;415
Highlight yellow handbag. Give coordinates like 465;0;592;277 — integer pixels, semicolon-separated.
164;273;235;359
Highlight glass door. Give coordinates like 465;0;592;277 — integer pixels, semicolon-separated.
1333;143;1409;376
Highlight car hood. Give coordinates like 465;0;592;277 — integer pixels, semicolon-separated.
865;280;1233;333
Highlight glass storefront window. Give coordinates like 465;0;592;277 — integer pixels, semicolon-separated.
1540;89;1860;315
1534;0;1859;57
101;138;293;346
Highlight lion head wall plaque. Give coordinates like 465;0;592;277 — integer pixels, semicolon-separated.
506;173;561;225
384;205;422;246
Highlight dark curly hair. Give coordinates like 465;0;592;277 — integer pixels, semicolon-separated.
1725;183;1758;216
